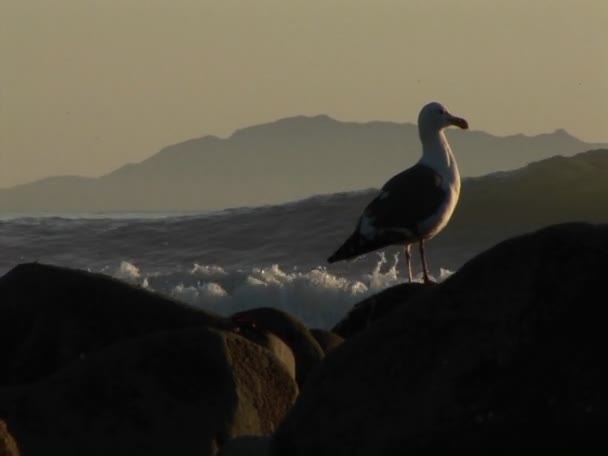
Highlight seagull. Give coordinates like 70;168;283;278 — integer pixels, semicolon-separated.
327;102;469;283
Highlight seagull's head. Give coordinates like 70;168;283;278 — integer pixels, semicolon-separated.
418;102;469;136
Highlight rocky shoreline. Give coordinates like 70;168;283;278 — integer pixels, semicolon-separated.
1;222;607;454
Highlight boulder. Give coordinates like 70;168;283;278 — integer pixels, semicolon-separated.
0;327;297;456
0;420;19;456
309;329;344;353
217;435;271;456
273;223;608;453
332;282;432;338
0;263;233;384
234;326;297;382
231;308;324;388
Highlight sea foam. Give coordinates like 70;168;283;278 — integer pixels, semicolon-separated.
111;254;453;329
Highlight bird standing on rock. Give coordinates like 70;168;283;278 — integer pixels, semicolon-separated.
327;102;469;283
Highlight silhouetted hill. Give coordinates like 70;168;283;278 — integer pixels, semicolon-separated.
0;115;605;211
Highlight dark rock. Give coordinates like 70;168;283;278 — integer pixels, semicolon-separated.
332;282;432;338
231;308;325;389
0;262;234;384
233;326;297;383
273;223;608;453
309;329;344;353
218;435;271;456
0;420;20;456
0;327;297;456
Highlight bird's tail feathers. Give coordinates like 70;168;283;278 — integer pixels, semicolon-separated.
328;230;407;264
327;233;365;263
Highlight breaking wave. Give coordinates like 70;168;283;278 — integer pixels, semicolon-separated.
109;254;453;329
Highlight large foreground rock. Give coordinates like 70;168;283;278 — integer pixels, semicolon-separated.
273;223;608;453
0;420;19;456
332;282;432;338
231;307;325;388
233;326;297;383
0;263;233;384
0;327;297;456
309;328;344;353
218;435;271;456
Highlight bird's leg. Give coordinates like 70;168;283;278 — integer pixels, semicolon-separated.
404;244;413;283
419;240;431;284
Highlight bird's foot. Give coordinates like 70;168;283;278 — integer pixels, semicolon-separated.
422;273;436;284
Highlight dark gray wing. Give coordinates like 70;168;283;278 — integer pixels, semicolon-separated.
327;164;446;263
361;164;446;238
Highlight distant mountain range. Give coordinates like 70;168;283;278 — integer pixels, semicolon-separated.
1;115;606;212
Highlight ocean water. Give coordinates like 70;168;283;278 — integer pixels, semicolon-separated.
0;191;461;329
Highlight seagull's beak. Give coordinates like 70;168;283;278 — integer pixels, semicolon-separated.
449;115;469;130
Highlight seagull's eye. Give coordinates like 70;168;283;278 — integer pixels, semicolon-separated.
439;109;446;115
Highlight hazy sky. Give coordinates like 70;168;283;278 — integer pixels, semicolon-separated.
1;0;607;188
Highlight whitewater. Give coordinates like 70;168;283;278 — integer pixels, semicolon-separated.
0;192;461;329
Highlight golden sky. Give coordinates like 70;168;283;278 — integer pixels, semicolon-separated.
1;0;607;187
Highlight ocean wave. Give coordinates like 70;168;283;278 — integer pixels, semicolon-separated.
109;254;453;329
0;190;466;330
